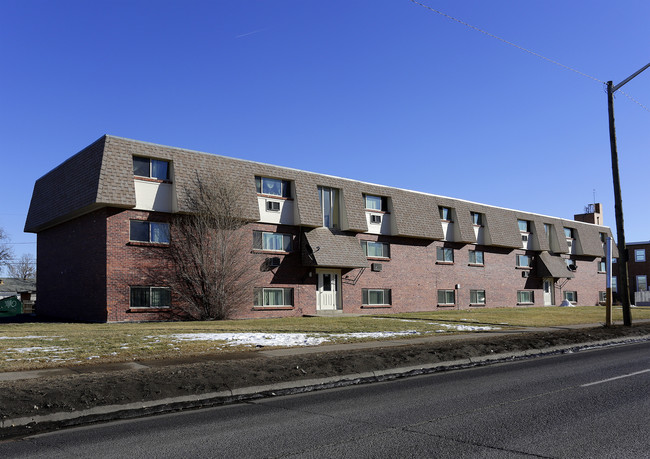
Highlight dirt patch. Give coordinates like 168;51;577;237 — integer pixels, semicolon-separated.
1;324;649;423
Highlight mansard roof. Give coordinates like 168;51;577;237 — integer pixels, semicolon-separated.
25;135;617;257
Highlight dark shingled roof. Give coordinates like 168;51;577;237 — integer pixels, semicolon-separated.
303;228;369;268
24;135;617;260
536;252;575;279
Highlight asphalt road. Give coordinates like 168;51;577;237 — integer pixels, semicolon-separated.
3;341;649;458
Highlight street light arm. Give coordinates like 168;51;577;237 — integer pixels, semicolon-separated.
612;62;650;92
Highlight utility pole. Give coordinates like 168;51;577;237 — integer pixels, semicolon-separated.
607;62;650;327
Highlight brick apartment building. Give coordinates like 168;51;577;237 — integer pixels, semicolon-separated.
25;136;617;322
617;241;650;305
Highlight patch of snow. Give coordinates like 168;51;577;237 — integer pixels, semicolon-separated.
0;336;56;340
7;346;72;353
170;333;329;347
430;323;500;332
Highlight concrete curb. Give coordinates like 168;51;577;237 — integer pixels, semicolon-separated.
2;334;649;438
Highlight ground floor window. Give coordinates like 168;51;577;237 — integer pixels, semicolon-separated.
254;287;294;307
437;247;454;263
469;250;484;265
517;290;534;304
130;286;171;308
438;289;455;306
599;291;607;303
362;288;391;306
637;275;648;292
563;291;578;303
130;220;170;244
470;289;486;305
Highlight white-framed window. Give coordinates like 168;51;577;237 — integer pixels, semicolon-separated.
516;254;531;268
130;286;171;308
318;186;339;229
634;249;646;262
564;227;574;239
253;231;292;252
470;289;486;305
130;220;170;244
599;291;607;303
266;200;281;212
438;289;455;305
439;206;453;222
598;260;606;272
254;287;294;307
469;250;484;265
133;156;170;181
437;247;454;263
518;220;531;233
365;194;388;211
637;275;648;292
517;290;534;304
370;214;382;224
612;276;617;293
255;176;291;198
362;288;391;306
361;241;390;258
563;291;578;303
470;212;483;226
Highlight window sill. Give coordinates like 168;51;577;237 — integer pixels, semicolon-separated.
469;303;486;307
437;304;455;308
252;306;294;310
436;261;454;265
468;263;484;267
257;194;292;201
252;250;290;255
134;176;172;184
364;210;390;214
516;302;534;306
515;266;532;270
367;257;390;261
127;307;171;313
361;304;391;308
128;241;170;248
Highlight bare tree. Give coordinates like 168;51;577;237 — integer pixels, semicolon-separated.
8;253;36;280
166;175;259;320
0;227;13;275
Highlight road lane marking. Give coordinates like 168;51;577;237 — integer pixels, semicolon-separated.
581;369;650;387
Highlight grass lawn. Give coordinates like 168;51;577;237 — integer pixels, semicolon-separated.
1;306;649;372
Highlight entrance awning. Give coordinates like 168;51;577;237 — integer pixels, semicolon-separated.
536;251;575;279
303;228;369;269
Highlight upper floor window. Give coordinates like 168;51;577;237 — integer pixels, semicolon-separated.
130;221;170;244
598;260;606;272
564;227;574;239
516;254;531;268
255;176;291;198
518;220;531;233
437;247;454;263
470;212;483;226
133;157;170;181
361;240;390;258
634;249;646;262
439;206;453;222
253;231;292;252
318;186;339;229
365;194;388;211
469;250;484;265
600;232;607;243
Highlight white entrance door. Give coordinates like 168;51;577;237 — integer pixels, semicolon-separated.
317;269;340;311
543;278;555;306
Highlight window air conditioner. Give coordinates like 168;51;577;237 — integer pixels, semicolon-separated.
522;271;530;278
266;201;281;212
371;263;383;272
370;214;382;224
268;257;281;268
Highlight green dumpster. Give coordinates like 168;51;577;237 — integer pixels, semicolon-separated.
0;296;23;317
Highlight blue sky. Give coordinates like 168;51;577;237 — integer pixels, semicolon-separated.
1;0;649;274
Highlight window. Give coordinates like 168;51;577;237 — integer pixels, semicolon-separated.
318;186;339;228
437;247;454;263
470;212;483;226
130;287;171;308
133;157;170;180
266;200;281;212
365;194;388;211
255;176;291;198
470;289;486;305
254;287;294;307
130;221;170;244
563;291;578;303
599;232;607;243
439;206;452;222
518;220;531;233
544;223;553;247
469;250;484;265
517;290;534;304
361;241;390;258
438;289;455;305
612;276;617;293
564;227;574;239
637;275;648;292
516;254;531;268
599;291;607;303
370;214;382;224
598;260;606;272
634;249;646;262
362;288;392;306
253;231;292;252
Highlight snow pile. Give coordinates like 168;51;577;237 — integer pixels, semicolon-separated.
432;323;500;332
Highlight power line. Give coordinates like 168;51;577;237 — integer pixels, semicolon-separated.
409;0;605;84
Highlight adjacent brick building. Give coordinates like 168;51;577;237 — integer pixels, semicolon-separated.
25;135;617;322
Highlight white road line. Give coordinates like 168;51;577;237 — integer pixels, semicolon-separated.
581;369;650;387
